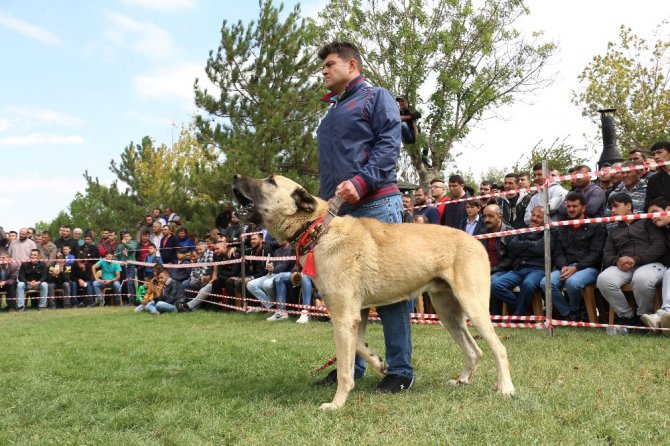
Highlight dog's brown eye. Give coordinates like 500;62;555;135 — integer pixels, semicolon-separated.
266;176;277;187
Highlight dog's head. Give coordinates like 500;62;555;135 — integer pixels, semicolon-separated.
232;174;324;239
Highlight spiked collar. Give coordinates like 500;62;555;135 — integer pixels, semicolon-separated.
289;196;344;255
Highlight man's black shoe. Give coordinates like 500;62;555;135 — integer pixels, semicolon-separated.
314;369;363;386
377;374;414;393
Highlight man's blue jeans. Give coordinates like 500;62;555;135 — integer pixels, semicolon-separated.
345;194;413;380
274;272;313;309
539;267;599;317
93;280;121;305
121;266;136;305
491;268;545;316
146;301;177;314
16;281;48;308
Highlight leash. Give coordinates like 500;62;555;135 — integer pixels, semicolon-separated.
293;195;344;276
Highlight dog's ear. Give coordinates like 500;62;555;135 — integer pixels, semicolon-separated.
291;187;317;213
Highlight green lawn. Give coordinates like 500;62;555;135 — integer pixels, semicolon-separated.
0;308;668;445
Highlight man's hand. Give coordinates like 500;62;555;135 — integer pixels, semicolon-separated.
335;180;360;204
559;266;577;281
616;256;636;272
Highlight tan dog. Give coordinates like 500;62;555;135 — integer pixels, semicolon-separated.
232;174;515;410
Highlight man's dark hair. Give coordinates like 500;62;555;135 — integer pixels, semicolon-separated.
466;199;482;208
504;173;520;182
565;191;586;206
414;186;428;194
480;180;492;187
41;230;51;238
317;41;363;71
448;174;464;185
141;230;150;236
651;141;670;153
148;243;156;248
648;196;670;209
30;248;40;255
103;227;112;233
9;231;17;236
573;164;591;172
628;148;648;157
532;162;554;172
60;225;71;230
84;230;94;239
608;192;633;209
621;160;636;169
177;248;188;255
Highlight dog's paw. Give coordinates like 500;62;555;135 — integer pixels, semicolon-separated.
497;384;516;397
447;378;468;386
319;402;341;411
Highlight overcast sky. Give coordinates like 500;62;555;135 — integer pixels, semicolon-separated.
0;0;668;232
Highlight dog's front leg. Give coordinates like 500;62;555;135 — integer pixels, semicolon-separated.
356;309;387;378
320;308;360;411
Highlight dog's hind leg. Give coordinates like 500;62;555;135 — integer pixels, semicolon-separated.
355;309;387;378
450;281;516;397
320;297;361;411
430;290;483;386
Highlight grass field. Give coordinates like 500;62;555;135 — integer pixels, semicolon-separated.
0;307;668;445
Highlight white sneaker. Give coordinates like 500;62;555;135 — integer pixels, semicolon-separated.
296;311;310;324
267;312;288;321
134;304;145;313
640;313;661;328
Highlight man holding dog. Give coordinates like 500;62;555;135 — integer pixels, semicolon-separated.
315;41;414;392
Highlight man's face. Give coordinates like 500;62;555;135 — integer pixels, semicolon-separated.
0;254;8;265
465;204;480;218
565;199;586;220
533;169;544;185
145;216;153;225
30;251;39;262
430;183;445;200
19;229;28;241
231;215;239;225
195;244;205;256
402;196;412;210
629;151;645;164
62;227;71;239
530;207;544;228
649;204;670;228
141;233;149;243
414;189;427;205
84;236;93;245
503;177;518;197
178;229;186;238
572;167;590;188
598;167;612;182
610;201;632;217
321;53;355;94
104;253;114;263
216;240;228;255
518;175;531;189
479;184;491;195
153;222;162;233
152;209;161;219
162;226;169;236
610;163;623;184
73;230;82;240
122;233;131;243
448;181;464;198
108;232;116;241
59;227;66;238
482;207;502;232
652;147;670;164
622;169;641;189
35;234;43;245
62;246;71;256
148;246;156;255
250;235;262;248
8;232;16;242
101;230;109;240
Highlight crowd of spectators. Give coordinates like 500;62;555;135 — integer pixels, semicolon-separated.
2;143;670;335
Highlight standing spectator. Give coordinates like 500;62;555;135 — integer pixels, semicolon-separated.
137;231;151;264
496;173;532;229
39;231;58;266
401;195;414;223
628;148;653;180
611;161;648;213
152;208;167;227
491;206;554;316
640;196;670;334
441;174;470;229
150;221;163;257
412;187;439;224
314;41;413;392
176;227;196;252
430;179;450;222
524;163;568;225
92;252;122;306
215;202;234;233
73;228;84;247
460;200;484;235
54;225;80;256
0;250;18;311
159;225;179;264
596;193;666;330
115;230;137;305
98;228;113;258
16;249;48;310
540;192;606;321
479;181;496;205
8;228;37;261
558;165;606;219
225;212;244;242
517;173;532;190
137;215;154;242
165;207;180;225
645;141;670;210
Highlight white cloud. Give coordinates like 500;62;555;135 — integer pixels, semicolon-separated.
121;0;196;12
0;12;62;46
133;63;212;103
105;11;177;60
0;133;85;145
0;119;10;132
13;108;83;126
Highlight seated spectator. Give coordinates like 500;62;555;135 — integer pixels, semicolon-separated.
412;186;439;224
478;204;514;315
401;195;414;223
236;233;270;304
159;225;180;264
115;230;138;305
611;161;647;213
496;173;532;229
176;227;196;252
441;175;470;228
491;206;555;316
16;248;48;310
596;193;666;331
396;97;421;144
72;259;95;307
639;197;670;334
92;252;122;306
644;141;670;210
135;266;165;313
79;230;100;262
460;200;484;235
145;270;185;315
0;250;18;311
48;253;73;308
525;163;568;225
246;239;294;311
186;236;241;311
170;248;192;289
540;192;606;321
187;242;213;293
141;243;162;280
269;271;314;323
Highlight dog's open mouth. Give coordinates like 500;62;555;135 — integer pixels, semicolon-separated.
232;187;255;217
